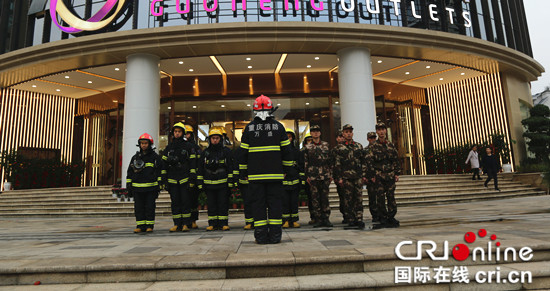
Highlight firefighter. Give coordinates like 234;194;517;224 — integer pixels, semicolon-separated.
197;127;234;231
126;133;162;233
282;128;303;228
236;146;254;229
239;95;292;244
162;122;198;232
185;124;201;229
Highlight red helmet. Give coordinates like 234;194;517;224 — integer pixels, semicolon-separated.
138;133;154;144
253;95;273;111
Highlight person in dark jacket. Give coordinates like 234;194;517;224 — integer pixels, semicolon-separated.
481;147;501;191
198;127;234;231
185;124;201;229
239;95;292;244
282;128;304;228
235;146;254;230
162;122;198;232
126;133;162;233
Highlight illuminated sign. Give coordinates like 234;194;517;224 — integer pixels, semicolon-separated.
49;0;127;33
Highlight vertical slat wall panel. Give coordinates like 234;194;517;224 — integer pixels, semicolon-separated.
427;73;513;166
0;88;76;190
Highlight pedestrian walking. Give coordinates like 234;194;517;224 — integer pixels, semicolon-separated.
481;147;501;191
465;145;482;180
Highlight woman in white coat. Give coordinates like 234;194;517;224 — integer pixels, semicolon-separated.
465;145;481;180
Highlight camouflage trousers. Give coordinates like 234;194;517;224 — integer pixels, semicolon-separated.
335;184;347;220
373;179;397;220
366;183;377;220
309;179;331;221
341;179;363;223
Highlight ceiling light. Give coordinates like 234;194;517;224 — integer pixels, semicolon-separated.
65;76;70;79
377;60;383;63
179;61;184;64
115;68;120;71
193;85;196;88
335;101;339;104
306;65;311;68
305;102;310;105
113;100;118;103
246;57;251;61
388;92;392;94
405;72;410;75
189;69;194;72
32;85;37;88
461;73;466;75
439;78;444;81
193;105;197;109
221;105;225;108
56;89;61;92
315;57;320;60
426;66;431;69
88;81;93;84
168;107;172;110
247;104;251;107
188;116;192;119
248;66;252;69
277;103;281;106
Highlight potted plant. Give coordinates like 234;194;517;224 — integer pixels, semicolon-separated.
490;132;513;173
0;149;17;191
198;191;207;210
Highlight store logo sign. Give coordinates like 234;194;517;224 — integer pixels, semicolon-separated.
49;0;127;33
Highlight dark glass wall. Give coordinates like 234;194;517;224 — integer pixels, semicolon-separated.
0;0;533;57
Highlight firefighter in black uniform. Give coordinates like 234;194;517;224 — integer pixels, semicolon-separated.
235;146;254;229
185;124;201;229
197;127;234;231
239;95;292;244
282;128;303;228
162;122;198;232
126;133;162;233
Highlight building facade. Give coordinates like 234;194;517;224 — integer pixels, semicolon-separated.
0;0;544;188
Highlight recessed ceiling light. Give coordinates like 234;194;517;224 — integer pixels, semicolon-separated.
56;89;61;92
115;68;120;71
315;57;320;60
65;76;70;79
193;85;196;88
221;105;225;108
113;100;118;103
88;81;93;84
193;105;197;109
426;66;431;69
306;102;310;105
388;92;392;94
32;85;37;88
335;101;339;104
461;73;466;75
246;57;251;61
247;104;251;107
277;103;281;106
377;60;383;63
405;72;410;75
168;107;172;110
189;69;194;72
439;78;444;81
306;65;311;68
248;66;252;69
188;116;192;119
179;61;184;64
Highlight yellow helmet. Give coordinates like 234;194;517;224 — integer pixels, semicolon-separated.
208;127;224;137
172;122;186;133
184;124;194;133
220;127;227;134
304;132;312;139
286;128;295;135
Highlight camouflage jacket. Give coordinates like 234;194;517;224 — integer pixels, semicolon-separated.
365;139;401;180
332;140;366;180
303;141;332;180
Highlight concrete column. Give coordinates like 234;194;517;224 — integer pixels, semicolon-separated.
122;53;160;187
337;47;377;146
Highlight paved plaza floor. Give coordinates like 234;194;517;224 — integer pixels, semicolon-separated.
1;195;549;290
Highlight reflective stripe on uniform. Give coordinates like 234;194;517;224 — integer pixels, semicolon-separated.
254;220;268;227
280;140;290;146
190;169;197;173
283;179;300;186
245;218;254;223
162;156;168;160
157;177;162;181
190;154;197;158
228;183;234;187
205;178;228;185
282;214;290;218
239;179;249;184
248;174;284;180
179;178;189;184
167;179;178;184
218;216;228;220
161;170;167;174
133;182;158;187
241;143;249;149
249;146;280;152
291;213;299;218
145;163;155;167
136;220;147;225
172;214;182;219
197;176;204;180
208;216;217;220
282;160;294;166
239;164;248;170
182;213;191;218
146;220;155;225
126;179;132;183
268;219;282;225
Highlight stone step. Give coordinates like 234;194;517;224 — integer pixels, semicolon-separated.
0;244;548;287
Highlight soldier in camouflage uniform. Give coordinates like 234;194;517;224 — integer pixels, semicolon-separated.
365;132;378;222
332;124;367;229
332;130;348;223
303;125;333;227
365;123;402;228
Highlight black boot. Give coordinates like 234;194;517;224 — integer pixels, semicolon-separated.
254;226;269;244
268;225;282;244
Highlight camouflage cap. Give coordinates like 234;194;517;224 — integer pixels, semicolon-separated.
310;125;321;132
342;124;354;131
336;130;343;137
367;132;377;139
375;122;387;129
